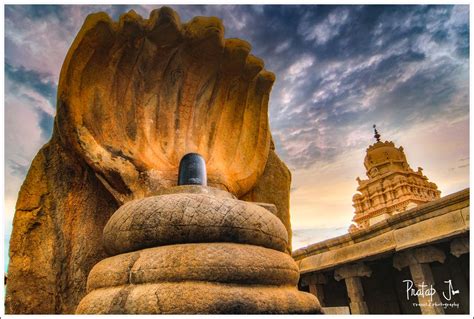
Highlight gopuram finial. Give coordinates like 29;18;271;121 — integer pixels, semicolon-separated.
373;124;381;142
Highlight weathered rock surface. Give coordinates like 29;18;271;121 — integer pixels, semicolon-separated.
156;184;236;198
76;282;319;314
6;135;118;314
103;193;288;255
7;7;294;314
87;243;300;291
242;146;292;252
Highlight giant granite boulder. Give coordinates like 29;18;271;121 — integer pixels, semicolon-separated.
6;7;293;314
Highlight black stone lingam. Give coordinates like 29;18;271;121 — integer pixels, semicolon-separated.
178;153;207;186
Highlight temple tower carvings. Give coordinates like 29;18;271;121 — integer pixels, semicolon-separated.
350;125;441;232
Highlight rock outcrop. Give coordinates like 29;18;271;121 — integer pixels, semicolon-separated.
6;7;293;314
6;135;118;313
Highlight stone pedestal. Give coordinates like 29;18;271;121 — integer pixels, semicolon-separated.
334;263;371;314
76;186;321;314
393;246;446;314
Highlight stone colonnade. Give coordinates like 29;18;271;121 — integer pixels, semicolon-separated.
334;263;372;314
303;238;469;314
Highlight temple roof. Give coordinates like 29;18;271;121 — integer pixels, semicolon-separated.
350;125;441;232
363;126;410;178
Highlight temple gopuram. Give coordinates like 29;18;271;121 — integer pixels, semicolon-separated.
293;127;469;315
350;126;441;232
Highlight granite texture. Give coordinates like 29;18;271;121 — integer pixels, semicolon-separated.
103;193;288;254
76;282;319;314
87;243;300;291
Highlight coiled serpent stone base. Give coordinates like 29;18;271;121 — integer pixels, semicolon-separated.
76;188;322;314
77;278;319;314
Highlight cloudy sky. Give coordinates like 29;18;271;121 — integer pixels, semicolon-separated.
4;5;470;269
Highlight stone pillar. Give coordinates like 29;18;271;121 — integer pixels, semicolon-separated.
301;273;327;306
449;237;470;312
393;246;446;314
334;263;372;314
450;237;469;258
